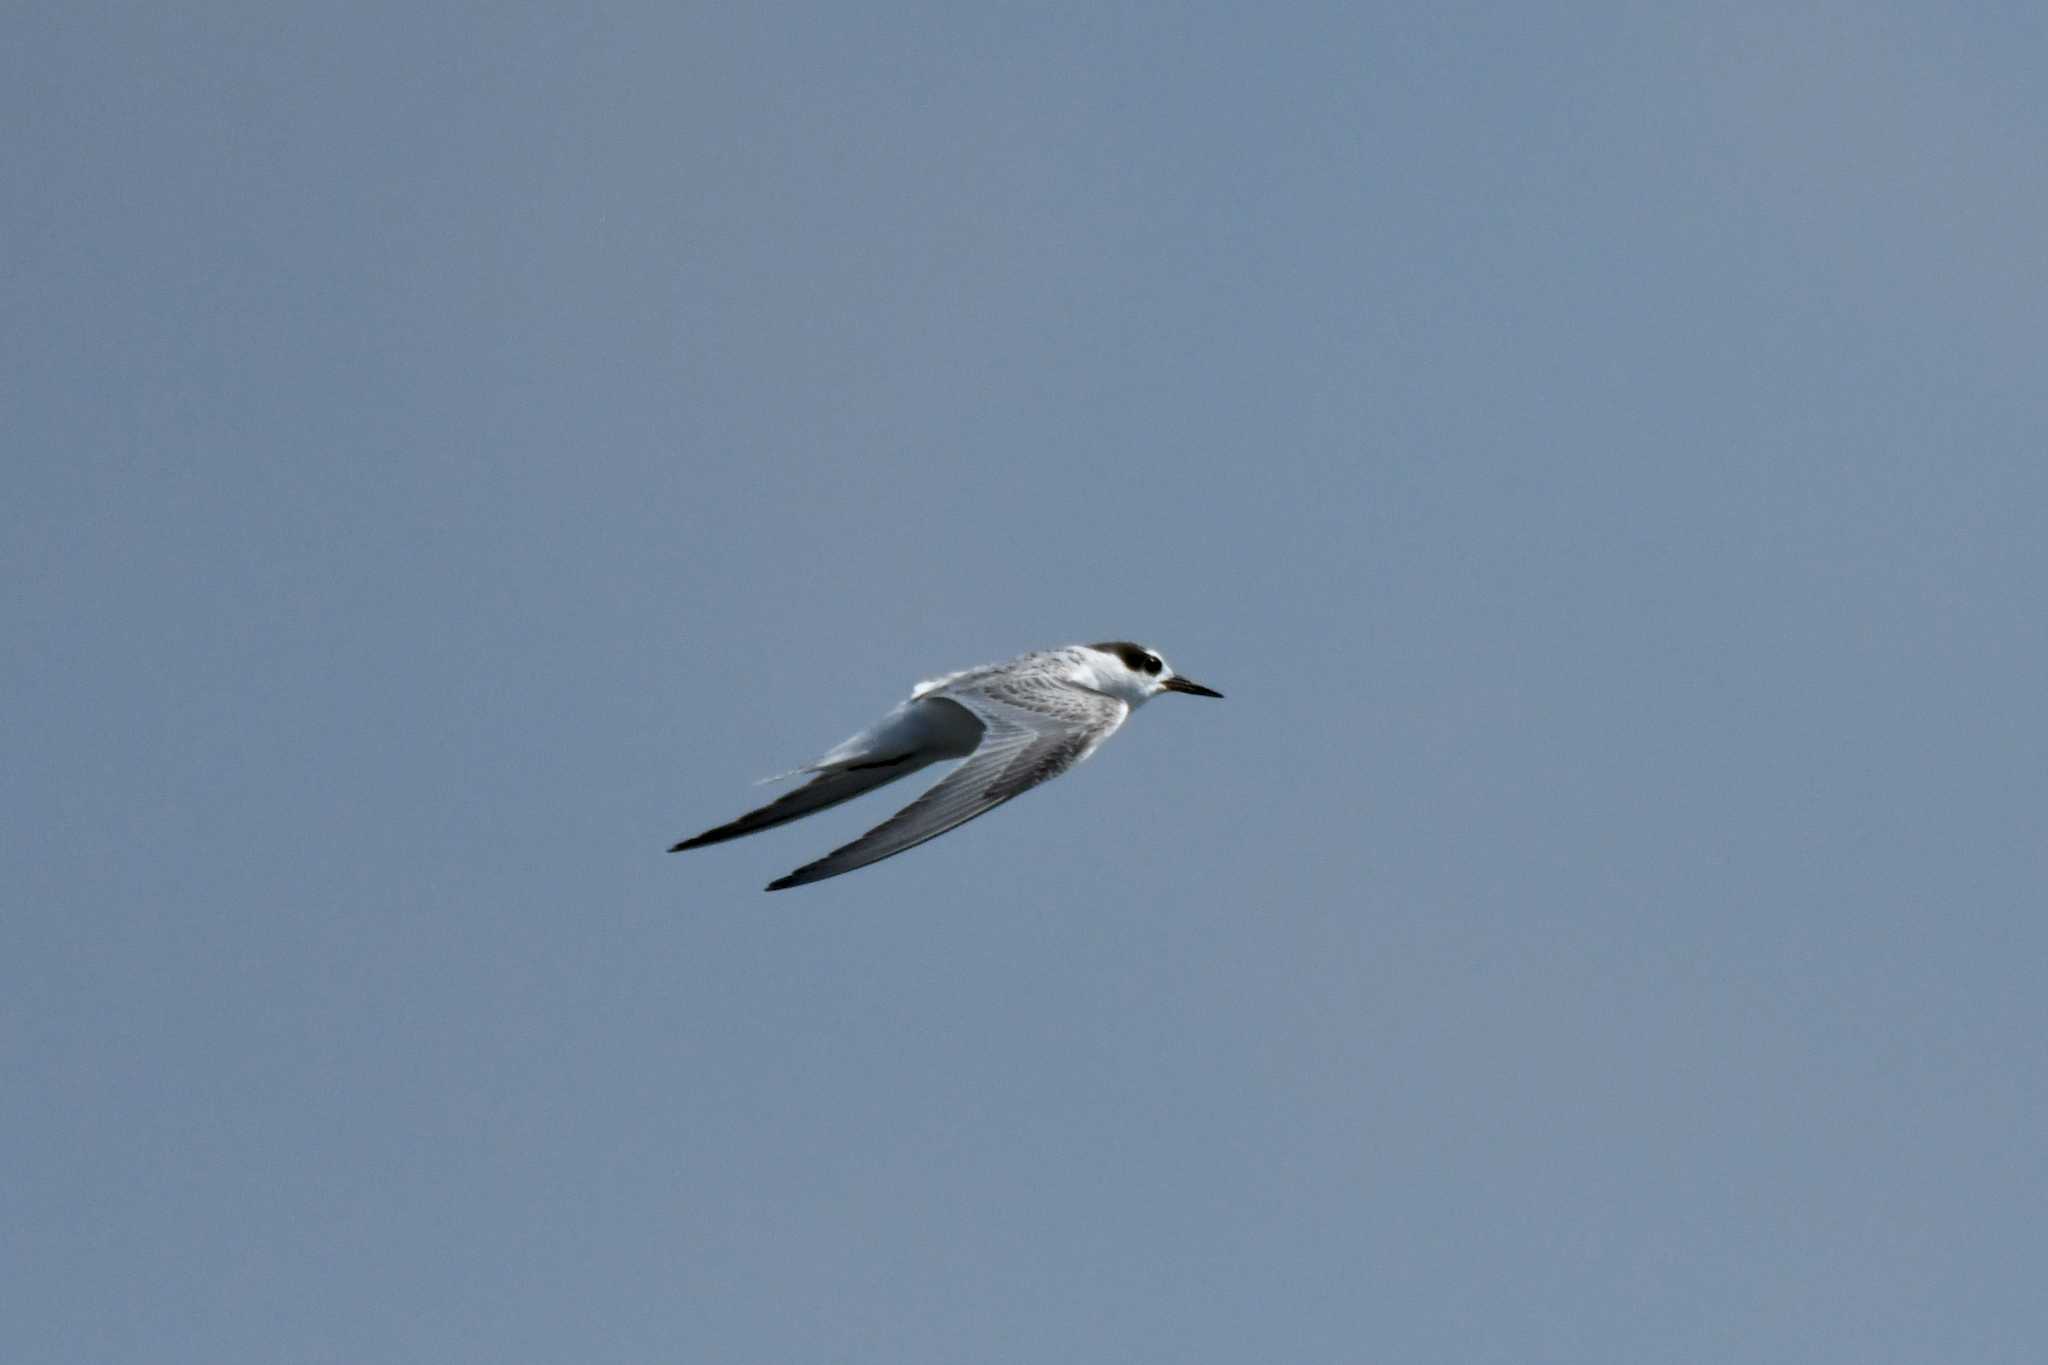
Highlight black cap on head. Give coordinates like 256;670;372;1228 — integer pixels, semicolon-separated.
1090;641;1163;675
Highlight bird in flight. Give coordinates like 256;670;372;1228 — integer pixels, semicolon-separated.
669;641;1223;890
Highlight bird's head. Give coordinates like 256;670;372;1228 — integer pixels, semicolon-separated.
1082;641;1224;707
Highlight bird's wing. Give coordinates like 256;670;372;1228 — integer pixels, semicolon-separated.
669;697;986;853
765;679;1127;891
668;756;939;853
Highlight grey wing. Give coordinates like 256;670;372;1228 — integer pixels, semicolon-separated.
764;684;1126;891
667;755;936;853
668;696;982;853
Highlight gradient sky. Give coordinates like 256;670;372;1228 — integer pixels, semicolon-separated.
8;4;2046;1362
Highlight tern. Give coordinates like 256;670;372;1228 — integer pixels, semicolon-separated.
669;642;1224;890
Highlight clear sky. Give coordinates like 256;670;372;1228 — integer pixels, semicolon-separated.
7;4;2045;1361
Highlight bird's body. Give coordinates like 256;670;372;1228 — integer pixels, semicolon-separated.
670;642;1222;890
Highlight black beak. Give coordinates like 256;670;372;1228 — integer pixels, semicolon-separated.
1162;675;1224;698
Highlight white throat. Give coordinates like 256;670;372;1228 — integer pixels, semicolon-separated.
1076;648;1160;707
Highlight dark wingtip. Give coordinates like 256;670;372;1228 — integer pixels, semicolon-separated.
765;862;824;891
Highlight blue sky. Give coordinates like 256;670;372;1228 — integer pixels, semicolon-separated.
7;4;2045;1361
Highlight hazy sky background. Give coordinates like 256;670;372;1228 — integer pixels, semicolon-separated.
7;4;2045;1361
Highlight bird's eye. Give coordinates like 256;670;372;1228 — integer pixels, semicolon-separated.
1143;654;1163;675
